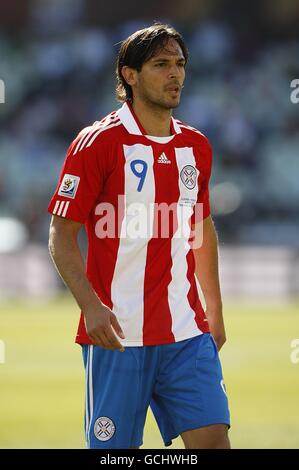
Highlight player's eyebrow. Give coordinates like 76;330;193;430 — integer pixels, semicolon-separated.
151;57;186;64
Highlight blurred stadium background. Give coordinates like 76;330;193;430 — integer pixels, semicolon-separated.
0;0;299;449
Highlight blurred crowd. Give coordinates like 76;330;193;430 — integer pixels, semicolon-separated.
0;0;299;247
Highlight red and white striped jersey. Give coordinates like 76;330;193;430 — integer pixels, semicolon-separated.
48;101;212;346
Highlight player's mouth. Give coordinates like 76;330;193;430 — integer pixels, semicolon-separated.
165;85;181;94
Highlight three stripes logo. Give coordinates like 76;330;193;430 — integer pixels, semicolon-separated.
52;200;70;218
73;113;121;155
157;152;171;164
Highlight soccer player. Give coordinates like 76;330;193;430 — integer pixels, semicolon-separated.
48;23;230;449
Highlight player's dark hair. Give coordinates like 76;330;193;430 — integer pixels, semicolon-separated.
115;23;188;103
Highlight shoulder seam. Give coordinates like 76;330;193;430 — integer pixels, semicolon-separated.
73;115;121;155
178;122;206;138
86;120;122;150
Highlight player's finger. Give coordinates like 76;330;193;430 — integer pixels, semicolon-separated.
88;325;123;351
105;330;125;352
90;331;114;350
104;327;125;352
110;314;125;339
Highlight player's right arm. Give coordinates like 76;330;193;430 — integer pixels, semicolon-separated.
48;122;125;352
48;213;125;352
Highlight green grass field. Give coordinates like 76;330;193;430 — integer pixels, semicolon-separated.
0;294;298;449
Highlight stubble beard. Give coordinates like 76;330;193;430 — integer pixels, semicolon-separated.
138;82;181;112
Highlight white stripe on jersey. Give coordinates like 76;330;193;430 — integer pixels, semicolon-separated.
73;114;120;155
178;123;206;137
57;201;65;216
52;200;60;215
73;126;94;155
86;120;122;148
77;116;120;153
111;144;155;341
61;201;70;217
172;118;182;134
168;147;202;338
52;200;70;218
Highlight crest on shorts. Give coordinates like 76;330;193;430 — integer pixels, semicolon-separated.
180;165;198;190
94;416;116;441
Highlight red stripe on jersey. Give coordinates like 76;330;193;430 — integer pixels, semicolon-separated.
75;146;126;345
186;248;210;333
142;145;178;345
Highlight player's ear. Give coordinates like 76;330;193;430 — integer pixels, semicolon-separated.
121;66;138;87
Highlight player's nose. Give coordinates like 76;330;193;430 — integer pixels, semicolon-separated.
168;63;184;80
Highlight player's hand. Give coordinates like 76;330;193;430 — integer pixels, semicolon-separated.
205;309;226;351
84;303;125;352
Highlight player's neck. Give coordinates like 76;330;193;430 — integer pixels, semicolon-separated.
131;98;172;137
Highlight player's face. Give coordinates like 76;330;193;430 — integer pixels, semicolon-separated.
135;39;186;110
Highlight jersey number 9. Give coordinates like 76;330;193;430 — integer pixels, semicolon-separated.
130;160;148;192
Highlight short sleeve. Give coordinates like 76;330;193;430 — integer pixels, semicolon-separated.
48;130;109;223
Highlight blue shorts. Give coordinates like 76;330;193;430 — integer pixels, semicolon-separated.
82;333;230;449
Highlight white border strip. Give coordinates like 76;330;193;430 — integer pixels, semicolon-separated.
87;345;94;448
85;346;90;447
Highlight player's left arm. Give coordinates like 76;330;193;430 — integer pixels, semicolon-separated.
192;215;226;351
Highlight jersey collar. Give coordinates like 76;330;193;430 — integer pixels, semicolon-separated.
117;101;182;136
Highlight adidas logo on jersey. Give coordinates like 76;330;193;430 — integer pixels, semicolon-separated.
157;153;171;164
